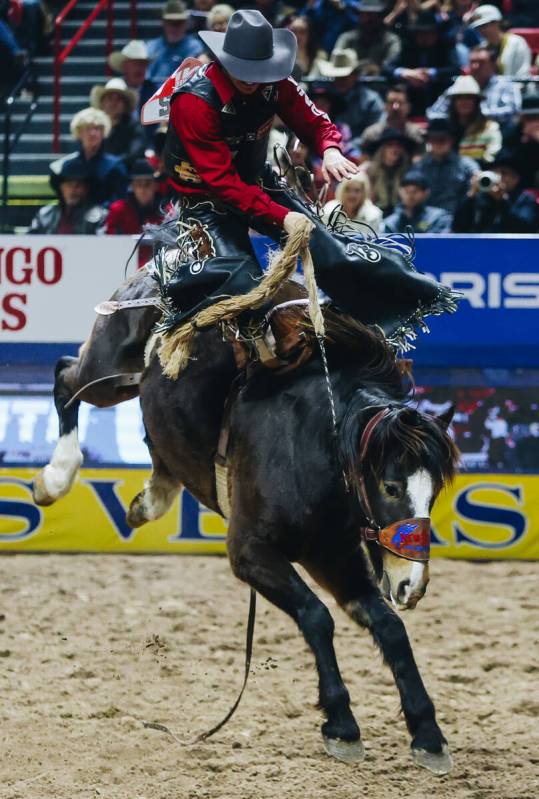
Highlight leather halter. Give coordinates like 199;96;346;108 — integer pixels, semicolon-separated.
356;408;431;563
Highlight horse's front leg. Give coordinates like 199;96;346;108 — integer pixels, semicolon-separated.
308;551;452;776
227;525;363;762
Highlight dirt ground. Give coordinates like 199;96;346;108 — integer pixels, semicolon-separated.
0;555;537;799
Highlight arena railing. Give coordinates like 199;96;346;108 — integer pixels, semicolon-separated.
53;0;115;153
1;67;39;233
129;0;137;38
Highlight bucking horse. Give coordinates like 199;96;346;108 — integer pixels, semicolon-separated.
33;174;460;775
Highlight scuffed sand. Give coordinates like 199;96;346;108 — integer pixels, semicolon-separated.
0;555;537;799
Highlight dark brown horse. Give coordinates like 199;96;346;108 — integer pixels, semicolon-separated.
130;312;457;774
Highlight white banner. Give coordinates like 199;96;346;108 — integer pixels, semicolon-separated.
0;235;136;342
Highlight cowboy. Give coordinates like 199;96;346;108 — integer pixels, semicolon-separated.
162;8;359;324
29;158;107;235
108;39;157;120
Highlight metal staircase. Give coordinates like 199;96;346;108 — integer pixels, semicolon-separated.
6;1;163;177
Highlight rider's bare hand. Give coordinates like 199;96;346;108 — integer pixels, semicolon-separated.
322;147;359;183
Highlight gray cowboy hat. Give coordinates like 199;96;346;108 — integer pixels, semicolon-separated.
199;9;297;83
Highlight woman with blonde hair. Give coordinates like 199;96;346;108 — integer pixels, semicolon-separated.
207;4;235;33
323;173;383;232
447;74;501;164
359;128;415;217
49;107;128;205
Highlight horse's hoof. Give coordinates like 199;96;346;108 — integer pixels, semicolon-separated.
126;495;147;528
32;470;57;506
412;744;453;776
323;736;365;764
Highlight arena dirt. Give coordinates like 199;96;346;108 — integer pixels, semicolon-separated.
0;554;537;799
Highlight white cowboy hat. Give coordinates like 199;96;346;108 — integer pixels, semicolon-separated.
468;4;502;29
317;49;360;79
108;40;152;72
90;77;138;113
446;75;483;97
162;0;189;20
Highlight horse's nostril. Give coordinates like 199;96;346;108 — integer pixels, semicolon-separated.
397;579;410;604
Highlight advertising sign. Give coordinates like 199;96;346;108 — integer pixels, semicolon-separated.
251;234;539;368
0;469;537;559
1;235;538;368
0;236;133;342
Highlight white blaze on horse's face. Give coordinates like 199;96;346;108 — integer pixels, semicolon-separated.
381;468;432;611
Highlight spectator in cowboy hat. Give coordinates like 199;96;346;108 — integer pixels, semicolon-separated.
105;158;164;265
90;77;146;167
503;93;539;189
50;107;128;205
30;159;107;235
361;83;425;153
414;118;479;213
384;10;460;115
334;0;401;77
147;0;205;85
447;74;502;164
427;44;521;129
107;39;157;117
317;49;384;145
359;127;415;215
381;170;452;233
467;4;531;77
453;147;538;232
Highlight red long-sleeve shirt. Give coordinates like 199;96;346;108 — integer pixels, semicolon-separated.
169;62;342;227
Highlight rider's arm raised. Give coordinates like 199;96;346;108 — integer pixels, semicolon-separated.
276;78;359;182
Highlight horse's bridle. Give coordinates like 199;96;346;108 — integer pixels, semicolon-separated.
356;408;431;563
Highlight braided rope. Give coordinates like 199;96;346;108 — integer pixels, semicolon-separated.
158;216;315;379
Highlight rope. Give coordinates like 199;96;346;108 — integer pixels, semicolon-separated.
158;216;315;379
143;588;256;746
300;226;338;436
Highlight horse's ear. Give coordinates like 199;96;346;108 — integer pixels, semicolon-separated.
435;403;455;431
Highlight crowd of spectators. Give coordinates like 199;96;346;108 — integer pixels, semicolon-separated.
3;0;538;243
417;385;539;472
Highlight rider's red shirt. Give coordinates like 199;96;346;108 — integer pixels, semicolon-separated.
168;62;342;227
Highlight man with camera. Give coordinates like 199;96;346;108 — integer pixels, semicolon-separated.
452;149;538;233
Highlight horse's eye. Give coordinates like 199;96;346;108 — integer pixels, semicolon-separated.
384;483;401;498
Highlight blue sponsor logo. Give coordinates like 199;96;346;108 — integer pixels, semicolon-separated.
0;478;42;540
453;482;527;549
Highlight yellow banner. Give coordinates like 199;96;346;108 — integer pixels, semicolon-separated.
0;468;537;558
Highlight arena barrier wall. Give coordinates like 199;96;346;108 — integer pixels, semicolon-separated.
1;234;537;558
1;234;538;367
0;469;538;559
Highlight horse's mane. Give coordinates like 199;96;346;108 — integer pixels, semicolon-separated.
339;402;460;495
321;308;412;400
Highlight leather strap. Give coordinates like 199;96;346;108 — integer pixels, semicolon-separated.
64;372;142;409
94;298;161;315
214;376;243;517
143;587;257;745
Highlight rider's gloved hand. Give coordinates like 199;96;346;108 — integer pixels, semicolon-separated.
283;211;311;234
322;147;359;183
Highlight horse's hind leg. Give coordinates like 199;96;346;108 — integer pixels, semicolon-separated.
309;550;452;776
126;438;181;528
227;526;363;763
33;356;84;506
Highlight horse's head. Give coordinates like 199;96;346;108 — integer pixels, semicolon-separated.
340;402;458;610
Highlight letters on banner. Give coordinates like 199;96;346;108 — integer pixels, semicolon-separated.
1;469;538;559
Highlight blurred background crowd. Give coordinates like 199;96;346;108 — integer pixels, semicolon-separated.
2;0;539;242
